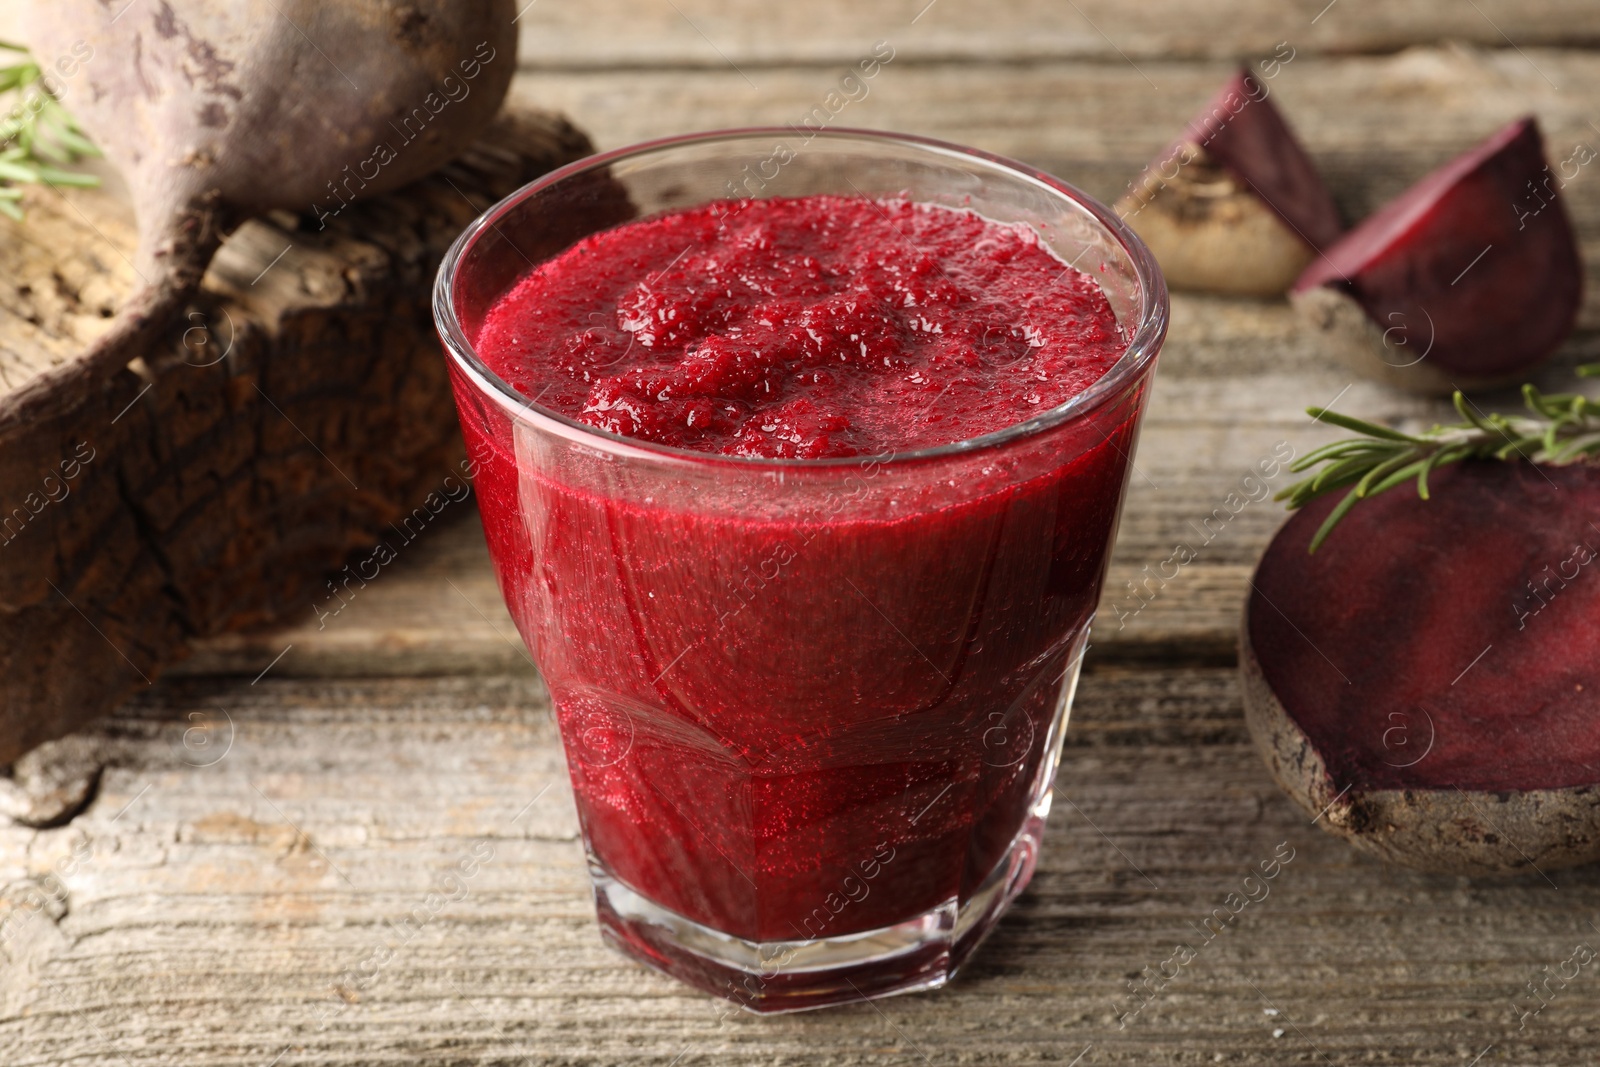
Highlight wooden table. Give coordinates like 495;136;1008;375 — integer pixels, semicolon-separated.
7;2;1600;1062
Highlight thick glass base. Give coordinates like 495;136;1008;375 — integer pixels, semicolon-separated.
584;627;1089;1012
592;806;1050;1014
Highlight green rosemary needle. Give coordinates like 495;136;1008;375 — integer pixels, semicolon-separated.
1279;369;1600;553
0;41;100;221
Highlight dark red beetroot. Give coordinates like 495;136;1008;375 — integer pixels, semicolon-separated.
1116;67;1342;296
1291;116;1583;394
1242;460;1600;874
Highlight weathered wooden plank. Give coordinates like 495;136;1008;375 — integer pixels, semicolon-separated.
510;46;1600;263
8;16;1600;1066
177;517;536;679
173;325;1600;679
3;668;1597;1064
512;0;1600;67
160;46;1600;679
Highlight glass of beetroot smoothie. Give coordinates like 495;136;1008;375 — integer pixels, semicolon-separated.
434;129;1166;1012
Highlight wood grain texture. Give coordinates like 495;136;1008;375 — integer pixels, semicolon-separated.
10;7;1600;1063
0;108;593;766
3;668;1599;1064
511;45;1600;257
513;0;1600;66
169;329;1600;679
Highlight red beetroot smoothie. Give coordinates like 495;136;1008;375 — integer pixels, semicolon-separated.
460;195;1136;943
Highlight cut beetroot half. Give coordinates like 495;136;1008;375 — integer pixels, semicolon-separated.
1292;116;1583;392
1116;67;1343;296
1242;460;1600;874
1180;67;1344;251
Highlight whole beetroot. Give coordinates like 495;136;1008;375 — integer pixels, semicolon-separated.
6;0;516;424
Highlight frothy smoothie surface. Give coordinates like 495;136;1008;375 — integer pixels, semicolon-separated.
474;195;1124;458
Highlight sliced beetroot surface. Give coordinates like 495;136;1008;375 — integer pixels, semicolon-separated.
1292;117;1582;380
1180;68;1343;251
1249;460;1600;793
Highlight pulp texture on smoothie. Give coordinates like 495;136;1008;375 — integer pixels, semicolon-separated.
475;196;1123;458
457;195;1142;950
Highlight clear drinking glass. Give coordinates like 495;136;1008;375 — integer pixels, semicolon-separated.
434;128;1167;1012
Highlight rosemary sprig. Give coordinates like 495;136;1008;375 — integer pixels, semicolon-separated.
0;41;100;221
1279;369;1600;553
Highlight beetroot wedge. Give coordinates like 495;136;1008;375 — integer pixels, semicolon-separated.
1117;67;1343;296
1242;460;1600;874
1292;116;1583;393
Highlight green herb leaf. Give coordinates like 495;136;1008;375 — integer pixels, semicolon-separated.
0;46;99;219
1284;366;1600;552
